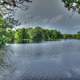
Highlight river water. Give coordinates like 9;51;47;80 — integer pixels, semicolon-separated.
0;40;80;80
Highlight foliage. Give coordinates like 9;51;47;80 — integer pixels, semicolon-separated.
62;0;80;14
0;16;6;46
4;27;80;44
15;28;30;43
63;33;80;39
1;19;80;45
6;28;15;43
12;27;63;43
0;0;32;16
0;16;13;47
15;29;23;43
29;27;44;43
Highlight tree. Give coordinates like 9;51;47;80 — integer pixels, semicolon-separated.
25;28;30;42
6;28;15;43
15;29;23;43
62;0;80;14
0;16;13;46
0;16;7;46
42;29;50;41
15;28;30;43
75;31;80;39
0;0;32;26
43;29;63;41
20;28;30;43
0;0;32;15
29;27;44;43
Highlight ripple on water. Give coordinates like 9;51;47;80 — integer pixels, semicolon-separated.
1;40;80;80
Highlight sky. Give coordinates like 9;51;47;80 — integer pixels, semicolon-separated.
14;0;80;34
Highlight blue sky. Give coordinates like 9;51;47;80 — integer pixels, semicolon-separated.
14;0;80;34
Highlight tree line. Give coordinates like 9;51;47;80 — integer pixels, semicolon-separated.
1;16;80;47
6;27;63;43
1;27;80;44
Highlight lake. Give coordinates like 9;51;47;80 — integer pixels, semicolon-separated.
0;40;80;80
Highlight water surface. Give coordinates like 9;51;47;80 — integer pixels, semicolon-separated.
0;40;80;80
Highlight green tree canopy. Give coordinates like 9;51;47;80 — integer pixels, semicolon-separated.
0;16;7;46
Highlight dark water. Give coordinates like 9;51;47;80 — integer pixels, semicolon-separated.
0;40;80;80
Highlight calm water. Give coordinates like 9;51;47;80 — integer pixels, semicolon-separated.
0;40;80;80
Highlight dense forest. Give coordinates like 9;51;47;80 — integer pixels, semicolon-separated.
0;16;80;47
6;27;63;43
4;27;80;43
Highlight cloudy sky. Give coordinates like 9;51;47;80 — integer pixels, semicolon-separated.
15;0;80;34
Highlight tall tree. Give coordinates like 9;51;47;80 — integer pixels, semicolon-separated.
0;16;7;46
29;27;43;43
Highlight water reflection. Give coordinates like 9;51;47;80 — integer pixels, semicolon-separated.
1;40;80;80
0;46;18;80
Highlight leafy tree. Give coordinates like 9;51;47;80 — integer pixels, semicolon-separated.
15;28;30;43
75;31;80;39
20;28;30;43
14;27;63;43
42;29;50;41
25;29;30;43
0;16;7;46
6;28;15;43
0;0;32;27
0;0;32;16
15;29;23;43
62;0;80;14
43;29;63;41
2;26;80;44
29;27;44;43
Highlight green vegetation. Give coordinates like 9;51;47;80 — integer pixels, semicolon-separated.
4;27;80;44
62;0;80;13
0;16;7;47
1;16;80;46
5;27;80;44
14;27;63;43
63;33;80;39
0;16;12;47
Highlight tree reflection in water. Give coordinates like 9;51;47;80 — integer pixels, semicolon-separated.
0;46;16;80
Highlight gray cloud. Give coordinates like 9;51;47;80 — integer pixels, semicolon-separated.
14;0;80;33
